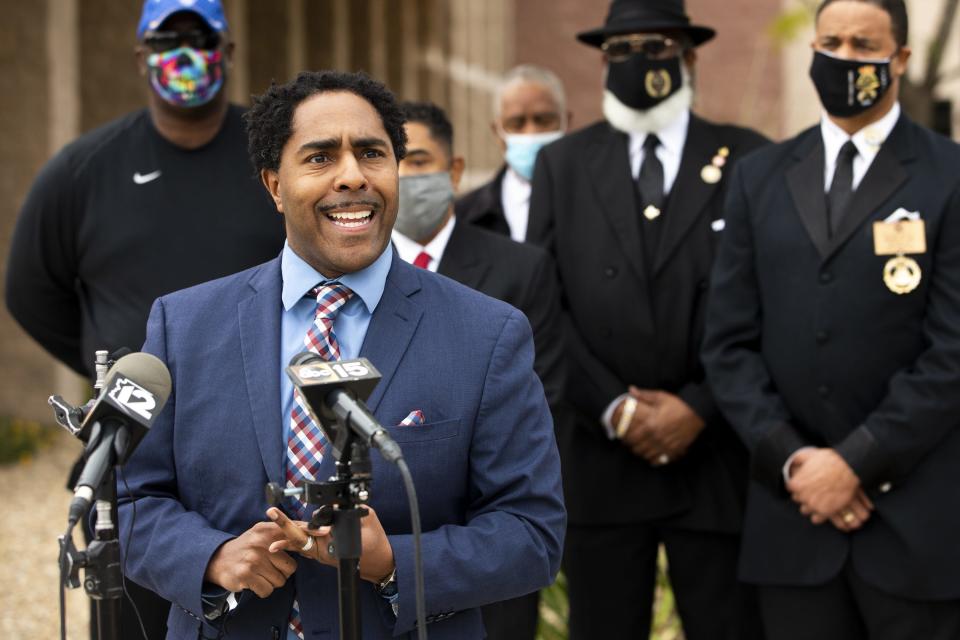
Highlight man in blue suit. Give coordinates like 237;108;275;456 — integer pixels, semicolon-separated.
118;70;565;639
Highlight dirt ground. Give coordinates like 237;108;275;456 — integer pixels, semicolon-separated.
0;430;90;638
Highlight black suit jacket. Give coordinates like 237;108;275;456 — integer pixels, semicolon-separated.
455;167;512;237
702;115;960;600
437;221;565;411
527;115;769;530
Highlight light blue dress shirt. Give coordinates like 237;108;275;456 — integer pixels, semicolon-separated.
279;241;392;453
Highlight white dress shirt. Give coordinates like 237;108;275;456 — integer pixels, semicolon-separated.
500;167;533;242
628;108;690;192
391;214;456;273
821;101;901;191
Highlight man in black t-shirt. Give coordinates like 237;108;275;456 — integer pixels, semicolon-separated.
4;0;285;635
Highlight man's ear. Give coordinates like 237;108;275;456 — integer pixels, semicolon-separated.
134;45;148;76
490;121;507;153
261;169;284;213
450;156;466;191
892;45;912;79
223;38;236;68
683;48;697;68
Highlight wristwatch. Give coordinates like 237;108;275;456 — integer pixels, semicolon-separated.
375;568;398;598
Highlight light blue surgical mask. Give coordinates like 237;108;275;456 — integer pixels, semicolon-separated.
503;131;564;180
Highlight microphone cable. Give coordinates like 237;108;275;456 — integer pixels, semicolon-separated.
394;457;427;639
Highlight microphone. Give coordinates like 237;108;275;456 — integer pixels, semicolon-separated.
286;354;404;463
68;352;172;525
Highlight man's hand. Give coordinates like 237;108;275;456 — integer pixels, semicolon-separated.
266;506;395;583
786;448;861;523
618;387;705;465
828;489;875;532
203;521;297;598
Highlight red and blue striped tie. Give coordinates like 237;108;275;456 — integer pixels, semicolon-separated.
286;282;353;639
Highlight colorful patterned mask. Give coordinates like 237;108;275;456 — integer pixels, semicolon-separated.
147;46;224;108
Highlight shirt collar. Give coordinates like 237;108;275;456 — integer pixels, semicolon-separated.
390;215;456;265
820;101;901;162
629;108;690;159
280;240;391;313
502;167;532;204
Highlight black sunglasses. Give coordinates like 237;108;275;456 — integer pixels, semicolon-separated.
143;29;221;53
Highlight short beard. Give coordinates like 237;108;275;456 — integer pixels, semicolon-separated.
602;66;694;134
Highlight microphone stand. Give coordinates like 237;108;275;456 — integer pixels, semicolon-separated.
267;429;372;640
55;350;126;640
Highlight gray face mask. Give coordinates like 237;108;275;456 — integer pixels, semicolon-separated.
396;172;455;243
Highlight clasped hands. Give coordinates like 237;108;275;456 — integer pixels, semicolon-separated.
612;386;705;466
786;447;874;532
203;505;395;598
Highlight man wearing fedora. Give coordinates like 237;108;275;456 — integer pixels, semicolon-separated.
527;0;768;637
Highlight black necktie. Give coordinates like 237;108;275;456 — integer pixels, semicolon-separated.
638;134;665;220
827;140;858;236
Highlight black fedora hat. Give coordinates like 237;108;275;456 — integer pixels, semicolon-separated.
577;0;716;48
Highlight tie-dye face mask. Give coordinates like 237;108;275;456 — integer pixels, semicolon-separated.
146;46;224;108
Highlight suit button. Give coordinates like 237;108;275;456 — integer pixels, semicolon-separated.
817;384;830;398
816;330;829;344
604;266;618;278
879;482;893;493
819;271;833;284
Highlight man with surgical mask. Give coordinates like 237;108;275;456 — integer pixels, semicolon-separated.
526;1;768;638
456;65;570;242
5;0;284;635
703;1;960;638
395;101;565;640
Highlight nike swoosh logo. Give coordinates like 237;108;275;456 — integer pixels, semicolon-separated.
133;170;162;184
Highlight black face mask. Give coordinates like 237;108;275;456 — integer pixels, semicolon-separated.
809;50;893;118
606;55;683;111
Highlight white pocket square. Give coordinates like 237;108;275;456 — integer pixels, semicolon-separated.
711;219;726;232
884;207;920;223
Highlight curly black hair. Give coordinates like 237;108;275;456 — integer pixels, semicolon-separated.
400;101;454;158
244;70;408;172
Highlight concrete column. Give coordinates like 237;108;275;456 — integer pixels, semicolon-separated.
225;0;250;104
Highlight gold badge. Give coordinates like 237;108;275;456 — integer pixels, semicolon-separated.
883;255;922;294
873;219;926;256
856;64;880;106
701;165;721;184
700;146;730;184
645;69;672;98
643;204;661;220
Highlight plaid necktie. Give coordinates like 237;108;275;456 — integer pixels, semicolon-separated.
286;282;353;639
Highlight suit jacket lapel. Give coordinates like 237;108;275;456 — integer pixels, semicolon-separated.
238;258;284;486
437;222;489;291
360;253;424;413
587;127;647;281
826;116;912;260
654;115;721;273
786;131;831;259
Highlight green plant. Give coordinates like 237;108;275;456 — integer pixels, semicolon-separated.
0;416;56;464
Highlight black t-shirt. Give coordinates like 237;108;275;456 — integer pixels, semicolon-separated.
6;104;286;377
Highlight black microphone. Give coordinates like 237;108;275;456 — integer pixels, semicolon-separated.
68;352;172;525
286;353;404;463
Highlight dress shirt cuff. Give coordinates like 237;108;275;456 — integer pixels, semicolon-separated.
834;425;885;488
781;446;817;486
600;393;629;440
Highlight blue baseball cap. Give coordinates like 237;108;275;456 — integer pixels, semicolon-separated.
137;0;228;39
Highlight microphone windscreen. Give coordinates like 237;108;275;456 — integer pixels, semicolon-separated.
109;352;173;413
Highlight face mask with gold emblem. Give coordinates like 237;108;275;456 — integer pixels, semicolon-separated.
606;54;683;111
809;50;892;118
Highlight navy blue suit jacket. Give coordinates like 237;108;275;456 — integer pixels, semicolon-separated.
118;252;566;639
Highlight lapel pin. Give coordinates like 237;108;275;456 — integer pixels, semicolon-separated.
701;146;730;185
